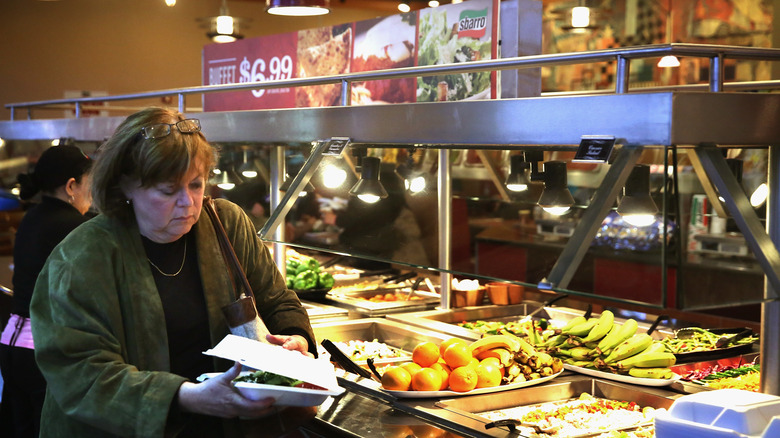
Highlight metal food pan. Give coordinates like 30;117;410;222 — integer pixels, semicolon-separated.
395;377;677;438
312;318;460;355
300;300;349;322
325;288;441;316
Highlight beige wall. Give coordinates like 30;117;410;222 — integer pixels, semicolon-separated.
0;0;387;121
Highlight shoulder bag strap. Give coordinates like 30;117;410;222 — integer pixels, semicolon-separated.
203;197;255;301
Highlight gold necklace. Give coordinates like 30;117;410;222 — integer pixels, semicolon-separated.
147;239;187;277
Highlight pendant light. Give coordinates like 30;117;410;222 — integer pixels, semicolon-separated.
238;150;260;178
266;0;330;17
657;0;680;68
617;164;658;227
537;161;575;216
206;0;243;43
505;154;531;193
398;1;411;13
349;157;388;203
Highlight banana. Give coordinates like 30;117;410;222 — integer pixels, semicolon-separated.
603;333;653;364
551;357;564;373
528;351;553;369
563;317;600;337
564;358;595;368
543;334;567;349
595;318;638;356
568;346;593;361
628;367;674;379
581;310;615;343
476;347;514;367
615;351;676;370
560;315;587;333
469;335;521;357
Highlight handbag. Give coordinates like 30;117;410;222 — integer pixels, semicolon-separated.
204;197;271;343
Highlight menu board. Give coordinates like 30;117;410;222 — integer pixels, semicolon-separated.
202;0;498;111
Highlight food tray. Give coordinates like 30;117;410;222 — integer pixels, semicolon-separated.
563;364;680;387
415;377;675;438
198;372;345;407
667;328;758;363
383;369;563;399
669;352;759;394
325;287;440;316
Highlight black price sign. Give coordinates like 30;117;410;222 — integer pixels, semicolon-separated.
573;135;616;163
321;137;351;156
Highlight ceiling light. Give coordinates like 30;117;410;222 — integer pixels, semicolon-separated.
165;0;176;6
657;55;680;68
266;0;330;16
349;157;388;203
395;160;427;194
505;154;531;192
617;164;658;227
214;169;242;190
751;183;768;208
537;161;574;216
398;1;411;13
205;0;243;43
571;6;590;28
428;1;440;6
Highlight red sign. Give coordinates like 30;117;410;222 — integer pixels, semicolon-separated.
203;31;297;111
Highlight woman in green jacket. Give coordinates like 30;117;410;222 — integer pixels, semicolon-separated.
30;107;317;437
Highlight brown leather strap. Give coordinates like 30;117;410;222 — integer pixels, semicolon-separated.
204;197;255;301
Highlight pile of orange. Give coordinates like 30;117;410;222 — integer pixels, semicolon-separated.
380;338;504;393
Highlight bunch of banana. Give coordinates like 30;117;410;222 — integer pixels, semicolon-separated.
542;312;677;380
469;334;563;385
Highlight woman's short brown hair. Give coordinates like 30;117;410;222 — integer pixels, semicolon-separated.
91;107;217;221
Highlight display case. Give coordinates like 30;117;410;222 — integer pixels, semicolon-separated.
2;43;780;394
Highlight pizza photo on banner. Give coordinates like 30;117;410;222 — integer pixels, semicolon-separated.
416;0;499;102
295;24;353;108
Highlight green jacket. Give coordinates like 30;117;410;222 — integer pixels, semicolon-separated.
30;199;316;438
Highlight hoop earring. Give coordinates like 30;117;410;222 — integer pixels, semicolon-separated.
126;199;132;205
69;195;74;205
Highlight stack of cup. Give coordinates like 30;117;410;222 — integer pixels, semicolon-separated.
487;282;525;305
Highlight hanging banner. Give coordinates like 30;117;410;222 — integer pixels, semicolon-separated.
202;0;498;111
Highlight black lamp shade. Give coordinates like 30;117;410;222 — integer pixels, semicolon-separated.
537;161;574;211
505;154;531;192
349;156;388;202
617;164;658;226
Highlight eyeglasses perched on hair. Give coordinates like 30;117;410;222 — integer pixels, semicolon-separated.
141;119;201;139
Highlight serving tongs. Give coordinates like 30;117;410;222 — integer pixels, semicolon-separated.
715;328;753;348
484;418;540;437
320;339;377;381
518;294;569;324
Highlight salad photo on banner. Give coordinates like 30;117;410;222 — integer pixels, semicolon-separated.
416;0;499;102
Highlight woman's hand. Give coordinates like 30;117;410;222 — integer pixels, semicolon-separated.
177;362;276;418
266;334;312;358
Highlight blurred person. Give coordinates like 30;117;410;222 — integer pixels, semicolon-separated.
29;108;316;438
0;145;93;438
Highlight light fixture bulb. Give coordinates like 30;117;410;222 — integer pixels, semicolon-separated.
571;6;590;28
349;157;388;203
266;0;330;16
617;165;658;227
542;206;571;216
322;165;347;189
165;0;176;6
751;183;768;208
358;194;381;203
428;0;440;6
216;15;234;35
657;55;680;68
505;155;530;192
408;175;426;193
537;161;575;216
398;2;411;13
622;214;657;227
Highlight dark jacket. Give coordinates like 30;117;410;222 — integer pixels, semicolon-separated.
12;196;90;317
30;199;315;437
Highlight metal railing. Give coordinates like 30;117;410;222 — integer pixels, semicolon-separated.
7;43;780;120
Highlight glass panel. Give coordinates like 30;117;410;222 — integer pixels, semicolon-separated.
212;141;771;313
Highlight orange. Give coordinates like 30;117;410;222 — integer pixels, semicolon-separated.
476;361;503;388
381;366;412;391
411;367;443;392
449;366;478;392
439;337;468;357
413;341;441;368
467;357;479;368
480;357;505;377
442;343;472;369
400;362;422;377
429;362;451;390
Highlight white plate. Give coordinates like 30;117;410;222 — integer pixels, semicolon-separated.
382;369;563;399
563;364;680;387
197;372;346;407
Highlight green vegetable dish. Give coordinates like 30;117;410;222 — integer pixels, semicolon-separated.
285;256;334;291
417;9;492;102
234;370;303;387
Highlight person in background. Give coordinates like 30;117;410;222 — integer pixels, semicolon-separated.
29;108;317;438
0;145;93;438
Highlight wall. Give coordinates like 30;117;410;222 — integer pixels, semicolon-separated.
0;0;387;121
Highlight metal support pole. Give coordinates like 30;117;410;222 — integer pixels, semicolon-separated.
710;53;724;92
260;141;329;239
762;145;780;395
75;102;81;119
178;93;186;113
439;148;452;309
540;146;643;289
695;146;780;296
270;146;287;274
615;56;630;94
340;79;351;106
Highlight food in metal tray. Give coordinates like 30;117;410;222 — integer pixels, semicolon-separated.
680;361;762;392
660;327;758;354
320;339;409;363
479;392;662;437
